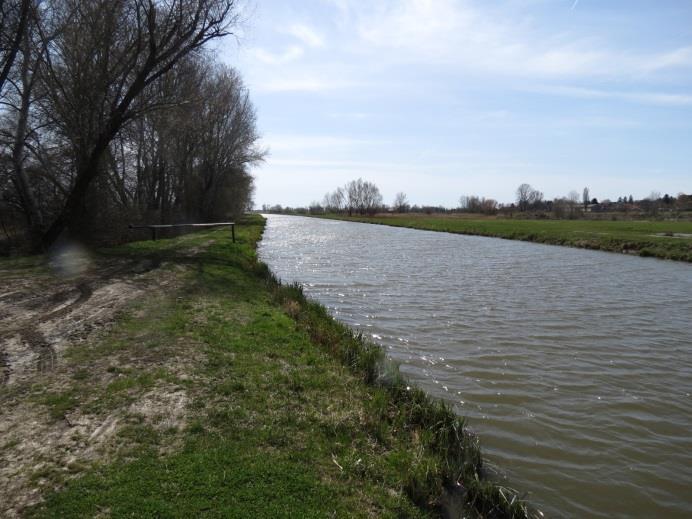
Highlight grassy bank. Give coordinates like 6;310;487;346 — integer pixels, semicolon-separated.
2;215;538;518
319;213;692;262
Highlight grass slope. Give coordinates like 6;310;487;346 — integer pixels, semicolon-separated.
20;216;537;518
320;214;692;262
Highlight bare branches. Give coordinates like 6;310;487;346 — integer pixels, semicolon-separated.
1;0;260;250
38;0;243;246
0;0;31;95
516;183;543;212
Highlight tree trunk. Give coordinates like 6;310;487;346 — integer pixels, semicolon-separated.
41;127;119;247
10;27;42;248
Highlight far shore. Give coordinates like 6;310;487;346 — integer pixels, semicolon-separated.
307;212;692;262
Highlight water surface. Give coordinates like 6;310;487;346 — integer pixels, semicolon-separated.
258;214;692;518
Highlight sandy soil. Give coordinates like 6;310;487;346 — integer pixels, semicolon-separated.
0;252;195;517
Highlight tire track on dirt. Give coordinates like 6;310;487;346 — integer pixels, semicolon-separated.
0;345;8;385
19;328;57;374
2;283;93;382
1;257;166;385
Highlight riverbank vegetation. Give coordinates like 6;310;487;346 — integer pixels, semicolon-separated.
316;213;692;262
2;215;539;518
1;0;263;254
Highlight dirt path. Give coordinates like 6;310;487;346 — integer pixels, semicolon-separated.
0;258;158;386
0;247;201;517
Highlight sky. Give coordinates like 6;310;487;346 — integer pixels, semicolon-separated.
218;0;692;208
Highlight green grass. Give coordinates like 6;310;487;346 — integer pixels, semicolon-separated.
18;216;539;518
320;213;692;262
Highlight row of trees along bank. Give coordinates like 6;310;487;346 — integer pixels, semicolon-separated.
0;0;264;252
263;180;692;219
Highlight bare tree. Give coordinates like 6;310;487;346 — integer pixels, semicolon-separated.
567;190;580;218
4;5;41;238
516;183;530;211
552;197;567;218
480;197;498;214
331;187;345;212
361;180;382;215
582;187;590;210
345;178;360;216
529;188;543;207
515;184;544;211
458;194;498;214
0;1;263;251
39;0;241;247
393;191;408;212
323;187;344;213
0;0;31;95
342;178;382;216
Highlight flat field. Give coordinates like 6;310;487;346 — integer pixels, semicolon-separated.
322;214;692;262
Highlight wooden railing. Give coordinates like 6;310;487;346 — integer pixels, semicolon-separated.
129;222;235;243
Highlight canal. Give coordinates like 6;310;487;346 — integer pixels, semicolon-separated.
258;214;692;518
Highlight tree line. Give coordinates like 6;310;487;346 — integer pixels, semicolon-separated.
263;179;692;219
0;0;263;252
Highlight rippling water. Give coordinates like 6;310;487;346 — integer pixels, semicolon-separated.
258;214;692;518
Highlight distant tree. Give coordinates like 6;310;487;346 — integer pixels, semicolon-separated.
331;187;345;212
322;188;345;213
459;194;498;215
516;184;531;211
343;178;382;215
591;198;598;204
516;183;543;211
628;195;633;204
530;189;544;207
393;192;409;212
361;180;383;215
582;187;590;210
675;193;692;210
552;198;567;218
480;198;498;214
567;190;580;218
345;179;360;216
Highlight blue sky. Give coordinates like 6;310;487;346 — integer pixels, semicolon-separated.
219;0;692;208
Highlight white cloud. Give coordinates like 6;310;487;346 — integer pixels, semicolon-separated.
265;135;371;152
643;46;692;73
527;85;692;106
256;77;357;93
284;24;325;48
240;1;692;99
347;0;692;79
252;45;304;65
327;111;372;120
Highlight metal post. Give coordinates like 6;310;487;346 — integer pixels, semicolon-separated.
231;224;235;243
